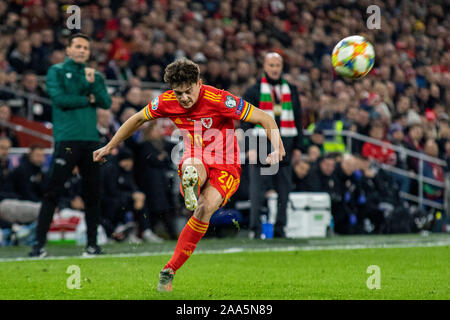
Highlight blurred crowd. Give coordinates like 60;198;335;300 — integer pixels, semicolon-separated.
0;0;449;243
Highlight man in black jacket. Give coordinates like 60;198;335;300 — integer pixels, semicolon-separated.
2;145;46;244
356;156;390;234
313;155;337;196
0;139;43;241
242;52;303;238
11;145;47;202
101;148;162;242
292;159;320;192
331;155;360;234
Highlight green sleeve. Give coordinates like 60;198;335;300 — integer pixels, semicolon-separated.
91;72;112;110
46;66;90;109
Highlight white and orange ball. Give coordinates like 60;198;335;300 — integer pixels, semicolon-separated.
332;35;375;79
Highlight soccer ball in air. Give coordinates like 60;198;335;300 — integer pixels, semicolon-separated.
331;35;375;79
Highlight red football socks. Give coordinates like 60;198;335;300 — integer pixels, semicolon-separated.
164;216;209;272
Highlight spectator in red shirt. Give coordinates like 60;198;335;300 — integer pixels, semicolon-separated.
362;121;396;165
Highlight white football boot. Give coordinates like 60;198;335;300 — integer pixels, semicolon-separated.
182;165;199;211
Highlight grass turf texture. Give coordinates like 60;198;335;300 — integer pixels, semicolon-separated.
0;234;449;300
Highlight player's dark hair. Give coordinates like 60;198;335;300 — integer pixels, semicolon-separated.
164;58;200;88
68;33;91;47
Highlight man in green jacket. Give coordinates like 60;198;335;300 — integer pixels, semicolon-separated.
29;33;111;257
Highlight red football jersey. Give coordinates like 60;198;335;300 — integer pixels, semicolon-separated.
142;85;255;172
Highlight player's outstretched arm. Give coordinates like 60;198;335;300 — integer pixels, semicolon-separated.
244;107;286;164
93;108;151;162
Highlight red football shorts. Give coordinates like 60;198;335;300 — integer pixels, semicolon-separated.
178;154;241;207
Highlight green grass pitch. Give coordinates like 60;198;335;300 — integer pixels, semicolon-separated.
0;234;449;300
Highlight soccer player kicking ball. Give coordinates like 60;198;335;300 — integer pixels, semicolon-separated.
93;58;285;292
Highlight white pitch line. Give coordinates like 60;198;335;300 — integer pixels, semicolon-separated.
0;240;449;263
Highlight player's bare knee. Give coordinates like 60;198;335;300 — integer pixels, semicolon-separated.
193;201;216;222
195;195;222;221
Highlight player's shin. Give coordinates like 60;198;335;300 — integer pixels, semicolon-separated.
164;216;209;272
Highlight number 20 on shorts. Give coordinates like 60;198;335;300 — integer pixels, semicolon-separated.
218;171;235;189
